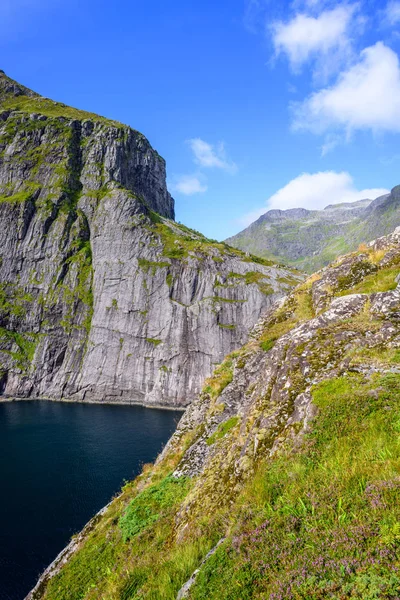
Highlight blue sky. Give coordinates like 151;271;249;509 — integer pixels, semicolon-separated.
2;0;400;239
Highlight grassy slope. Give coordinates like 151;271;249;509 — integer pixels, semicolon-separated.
35;238;400;600
191;371;400;600
0;72;125;127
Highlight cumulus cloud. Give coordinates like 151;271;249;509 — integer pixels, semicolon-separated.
239;171;388;226
272;4;357;72
293;42;400;135
188;138;237;173
169;175;207;196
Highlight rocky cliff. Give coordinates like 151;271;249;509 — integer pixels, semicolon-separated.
227;188;400;273
28;227;400;599
0;71;300;407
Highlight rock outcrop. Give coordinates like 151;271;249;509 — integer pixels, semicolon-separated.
226;189;400;272
27;227;400;600
0;72;301;407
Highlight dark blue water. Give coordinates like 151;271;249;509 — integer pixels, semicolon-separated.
0;400;182;600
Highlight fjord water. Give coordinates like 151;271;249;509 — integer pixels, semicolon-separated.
0;400;182;600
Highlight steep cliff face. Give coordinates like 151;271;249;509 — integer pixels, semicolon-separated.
227;188;400;273
29;227;400;600
0;72;300;406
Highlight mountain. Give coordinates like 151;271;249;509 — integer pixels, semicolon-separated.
226;188;400;273
0;71;301;407
28;226;400;599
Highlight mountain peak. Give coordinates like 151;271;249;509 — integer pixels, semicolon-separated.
227;188;400;272
0;70;38;103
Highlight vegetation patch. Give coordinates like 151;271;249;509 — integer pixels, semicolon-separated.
202;354;238;401
0;327;38;371
138;257;170;274
146;337;162;346
337;266;399;296
2;95;125;127
191;373;400;600
206;417;240;446
119;475;190;541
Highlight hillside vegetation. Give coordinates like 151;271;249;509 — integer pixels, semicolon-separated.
29;227;400;600
227;190;400;273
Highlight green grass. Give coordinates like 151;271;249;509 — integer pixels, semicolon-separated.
202;354;237;401
119;475;190;541
337;267;399;296
138;258;170;274
0;183;41;205
0;327;38;370
1;95;125;127
206;417;240;446
42;453;214;600
191;372;400;600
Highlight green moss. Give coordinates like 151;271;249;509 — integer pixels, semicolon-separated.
0;183;41;205
206;417;240;446
0;327;38;371
60;238;93;335
244;271;267;284
218;323;236;330
138;258;170;275
213;296;247;304
166;272;173;287
146;338;162;346
257;281;274;295
0;283;33;319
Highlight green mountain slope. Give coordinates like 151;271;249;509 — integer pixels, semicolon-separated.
226;188;400;273
28;227;400;600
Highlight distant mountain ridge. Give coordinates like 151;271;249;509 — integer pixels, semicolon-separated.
226;187;400;272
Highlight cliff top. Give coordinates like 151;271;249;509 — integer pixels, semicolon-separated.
0;70;128;129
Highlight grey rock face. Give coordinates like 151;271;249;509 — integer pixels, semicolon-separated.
156;227;400;525
25;226;400;600
0;71;301;407
226;188;400;273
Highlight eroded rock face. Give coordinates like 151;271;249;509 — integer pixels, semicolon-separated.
0;72;300;407
158;227;400;522
26;229;400;600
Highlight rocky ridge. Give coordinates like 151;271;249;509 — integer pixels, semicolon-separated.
0;71;300;407
28;227;400;599
227;188;400;273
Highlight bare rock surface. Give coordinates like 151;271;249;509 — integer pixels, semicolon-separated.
0;71;300;407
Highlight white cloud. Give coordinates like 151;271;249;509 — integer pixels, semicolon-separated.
272;5;357;71
169;175;207;196
385;1;400;25
239;171;388;226
293;42;400;135
188;138;237;173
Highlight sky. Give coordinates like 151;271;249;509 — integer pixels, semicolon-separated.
2;0;400;240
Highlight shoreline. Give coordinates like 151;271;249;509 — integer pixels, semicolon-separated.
0;395;186;412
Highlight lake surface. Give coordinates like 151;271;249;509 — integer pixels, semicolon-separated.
0;400;182;600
